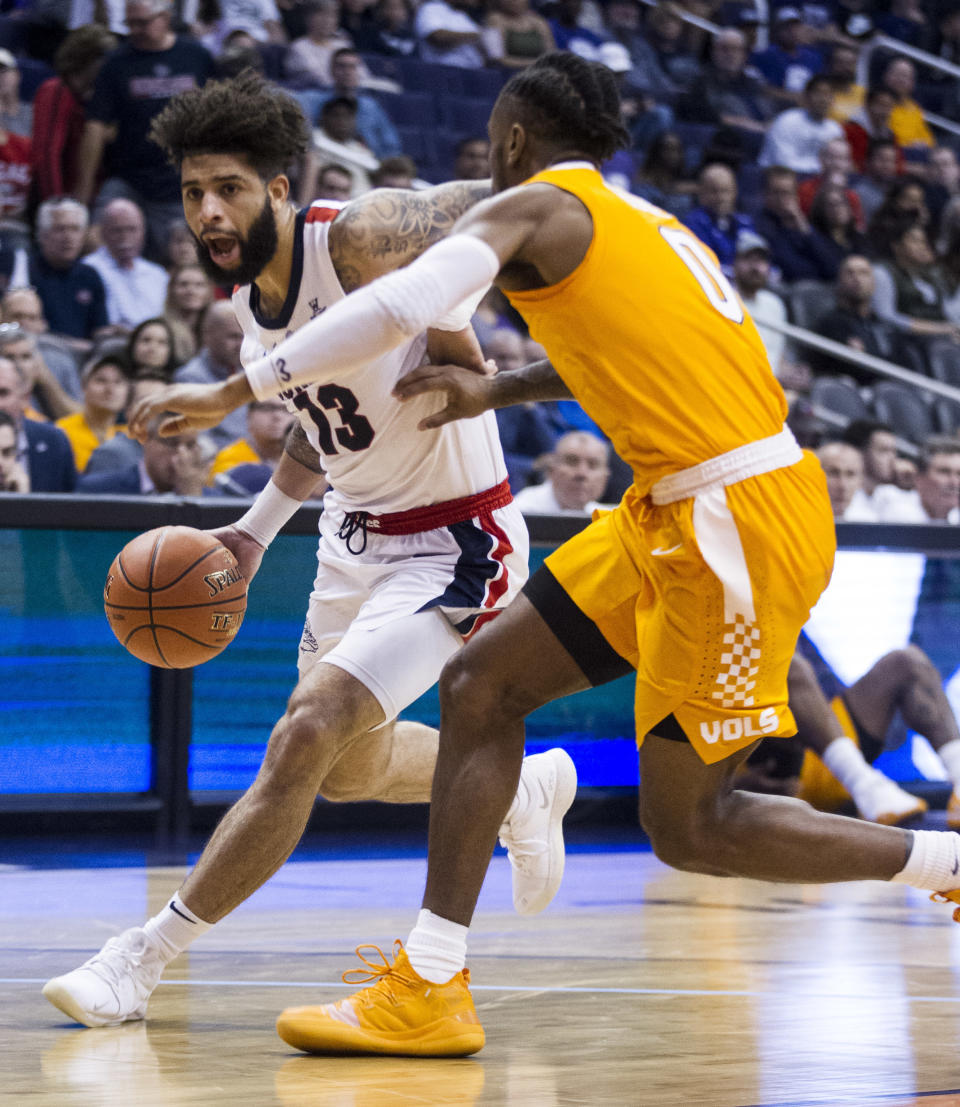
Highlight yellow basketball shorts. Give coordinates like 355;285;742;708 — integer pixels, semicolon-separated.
537;452;836;765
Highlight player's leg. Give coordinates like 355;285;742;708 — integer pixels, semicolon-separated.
846;645;960;825
42;660;386;1028
790;652;927;824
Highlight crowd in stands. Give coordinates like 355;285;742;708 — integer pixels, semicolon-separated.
0;0;959;521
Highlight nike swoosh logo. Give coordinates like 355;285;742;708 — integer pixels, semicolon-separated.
952;855;958;876
650;544;683;557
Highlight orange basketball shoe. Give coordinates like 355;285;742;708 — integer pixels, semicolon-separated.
931;891;960;922
946;789;960;829
276;942;484;1057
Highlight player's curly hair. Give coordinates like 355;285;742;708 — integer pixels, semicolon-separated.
149;69;311;180
497;52;630;165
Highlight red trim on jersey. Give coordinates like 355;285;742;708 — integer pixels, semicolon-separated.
305;204;343;224
462;506;515;642
364;480;513;535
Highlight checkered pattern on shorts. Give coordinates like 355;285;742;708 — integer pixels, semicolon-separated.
712;616;761;708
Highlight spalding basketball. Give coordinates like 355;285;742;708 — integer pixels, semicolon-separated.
104;526;247;669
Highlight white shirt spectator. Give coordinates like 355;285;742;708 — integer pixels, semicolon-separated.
84;245;169;329
415;0;485;68
759;109;844;175
741;287;787;373
513;480;602;517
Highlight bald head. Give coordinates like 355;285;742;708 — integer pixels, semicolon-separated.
202;301;244;370
698;163;737;218
100;198;146;266
548;431;610;512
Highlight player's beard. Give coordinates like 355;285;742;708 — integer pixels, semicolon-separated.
192;195;279;288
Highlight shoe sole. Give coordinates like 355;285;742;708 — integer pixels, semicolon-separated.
41;978;132;1029
276;1012;485;1057
515;748;578;916
870;799;928;826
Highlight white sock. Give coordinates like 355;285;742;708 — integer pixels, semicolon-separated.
937;739;960;790
143;893;213;963
821;736;876;793
891;829;960;891
405;909;468;984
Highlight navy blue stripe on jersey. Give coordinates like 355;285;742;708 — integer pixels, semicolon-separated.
247;208;306;331
418;518;504;633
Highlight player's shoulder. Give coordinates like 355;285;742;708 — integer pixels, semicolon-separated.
304;200;347;225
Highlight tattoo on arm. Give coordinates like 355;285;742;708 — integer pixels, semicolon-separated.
284;422;325;473
491;359;573;407
329;180;492;292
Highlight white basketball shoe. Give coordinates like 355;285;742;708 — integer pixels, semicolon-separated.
499;748;577;915
42;928;166;1027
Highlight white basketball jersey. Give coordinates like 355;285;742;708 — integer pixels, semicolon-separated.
233;203;507;514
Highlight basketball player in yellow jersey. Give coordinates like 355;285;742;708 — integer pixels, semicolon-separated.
133;52;960;1057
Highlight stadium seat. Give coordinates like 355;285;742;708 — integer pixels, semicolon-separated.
787;280;835;332
871;381;934;443
934;397;960;435
459;66;509;99
391;57;465;96
16;56;53;101
438;95;496;137
395;125;437;169
928;339;960;387
375;89;437;128
809;376;869;423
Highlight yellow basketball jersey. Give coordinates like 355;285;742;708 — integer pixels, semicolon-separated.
504;164;788;495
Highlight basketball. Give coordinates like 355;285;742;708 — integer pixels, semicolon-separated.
103;526;247;669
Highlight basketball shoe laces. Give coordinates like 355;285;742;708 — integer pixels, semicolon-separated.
86;933;156;1007
340;941;462;1005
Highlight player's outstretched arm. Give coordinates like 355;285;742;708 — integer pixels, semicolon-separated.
394;358;572;430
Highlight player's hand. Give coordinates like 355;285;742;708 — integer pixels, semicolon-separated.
128;374;255;440
393;362;496;429
208;524;266;583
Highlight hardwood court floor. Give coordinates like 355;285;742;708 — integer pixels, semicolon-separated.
4;841;960;1107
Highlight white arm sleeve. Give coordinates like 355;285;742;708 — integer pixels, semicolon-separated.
245;234;501;400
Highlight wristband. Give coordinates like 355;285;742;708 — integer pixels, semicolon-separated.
233;481;302;548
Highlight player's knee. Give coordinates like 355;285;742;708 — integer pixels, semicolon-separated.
640;794;719;873
895;644;937;683
317;754;384;803
438;649;535;727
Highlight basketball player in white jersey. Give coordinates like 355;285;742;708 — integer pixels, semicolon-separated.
42;71;576;1029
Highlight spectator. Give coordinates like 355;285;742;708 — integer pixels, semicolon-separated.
163;262;214;364
879;57;934;152
0;322;79;421
209;398;294;479
305;96;374;196
797;136;863;226
731;230;791;379
0;50;33;139
677;28;773;135
415;0;486;68
173;300;247;449
370;154;417;188
825;0;876;42
894;453;918;491
758;75;845;176
305;160;354;202
636;2;701;95
84;199;170;330
77;414;208;496
55;350;131;472
925;147;960;236
193;0;286;52
904;436;960;523
754;165;835;282
808;183;869;279
28;199;109;353
636;131;695;208
917;5;960;117
872;221;959;345
823;42;864;123
852;137;902;225
0;287;82;402
164;220;200;269
844;86;901;175
453;137;490;180
750;7;822;104
31;25;117;204
0;354;76;491
0;408;27;491
0;103;32;254
842;418;920;521
876;0;927;47
211;29;266;81
284;0;355;88
484;0;554;69
811;255;904;383
513;430;610;516
683;162;755;276
353;0;418;58
941;220;960;327
296;48;400;160
126;315;179;380
817;439;871;520
84;373;166;475
866;176;930;258
74;0;214;257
